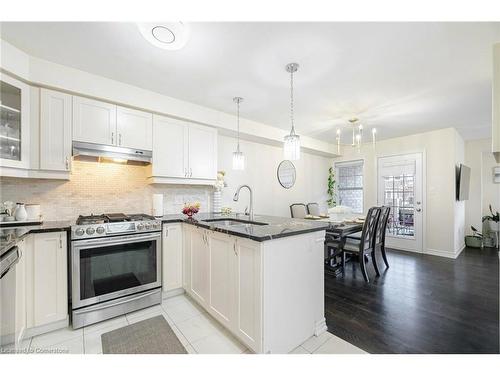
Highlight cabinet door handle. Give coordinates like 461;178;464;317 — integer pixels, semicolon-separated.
119;134;122;146
65;156;70;170
189;168;193;177
111;132;115;144
233;242;238;256
59;236;63;249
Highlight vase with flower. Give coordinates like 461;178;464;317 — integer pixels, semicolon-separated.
182;202;200;220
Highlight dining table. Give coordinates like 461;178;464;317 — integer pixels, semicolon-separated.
304;213;364;276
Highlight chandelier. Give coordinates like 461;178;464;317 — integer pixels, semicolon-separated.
335;118;376;154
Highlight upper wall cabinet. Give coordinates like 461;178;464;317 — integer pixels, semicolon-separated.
116;106;152;150
152;115;187;179
72;96;116;146
150;115;217;185
0;74;31;169
72;96;152;151
188;123;218;180
40;89;72;171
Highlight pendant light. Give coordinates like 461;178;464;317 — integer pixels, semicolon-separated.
232;97;245;170
283;63;301;160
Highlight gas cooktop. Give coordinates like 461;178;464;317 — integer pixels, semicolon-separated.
72;213;161;239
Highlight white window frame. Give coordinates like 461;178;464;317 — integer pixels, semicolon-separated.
335;159;364;214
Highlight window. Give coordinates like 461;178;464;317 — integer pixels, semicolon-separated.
383;175;415;237
336;160;364;214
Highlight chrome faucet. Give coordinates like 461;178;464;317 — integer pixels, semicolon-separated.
233;185;254;221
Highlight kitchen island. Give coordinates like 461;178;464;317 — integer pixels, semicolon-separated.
161;213;329;354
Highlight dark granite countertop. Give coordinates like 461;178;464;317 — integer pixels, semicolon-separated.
159;212;329;242
0;221;72;257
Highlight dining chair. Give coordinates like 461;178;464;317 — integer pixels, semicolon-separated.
307;202;320;216
346;206;391;270
290;203;307;219
375;206;391;269
341;206;381;282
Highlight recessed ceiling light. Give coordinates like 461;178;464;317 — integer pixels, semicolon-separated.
137;22;190;51
152;26;175;44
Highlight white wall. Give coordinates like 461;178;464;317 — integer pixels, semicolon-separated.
337;127;464;258
465;138;500;235
218;135;332;217
453;131;466;253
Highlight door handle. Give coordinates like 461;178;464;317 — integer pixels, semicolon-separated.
416;208;422;212
65;156;70;170
111;132;114;144
233;242;238;256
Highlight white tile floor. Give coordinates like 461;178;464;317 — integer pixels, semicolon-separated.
21;294;366;354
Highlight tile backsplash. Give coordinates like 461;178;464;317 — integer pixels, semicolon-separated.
0;160;212;221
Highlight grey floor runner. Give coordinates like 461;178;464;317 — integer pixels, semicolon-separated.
101;315;187;354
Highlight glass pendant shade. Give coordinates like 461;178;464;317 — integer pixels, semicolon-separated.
284;133;300;160
232;148;245;170
283;62;301;161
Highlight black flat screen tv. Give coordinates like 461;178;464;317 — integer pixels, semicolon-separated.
456;163;471;201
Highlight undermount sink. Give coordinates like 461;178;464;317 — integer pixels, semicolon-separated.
204;218;268;227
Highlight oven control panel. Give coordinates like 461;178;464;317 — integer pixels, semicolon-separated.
71;220;162;239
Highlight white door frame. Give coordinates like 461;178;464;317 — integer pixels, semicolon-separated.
376;151;426;254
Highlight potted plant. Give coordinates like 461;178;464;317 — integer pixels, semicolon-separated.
465;226;483;248
482;204;499;231
482;205;499;248
326;167;336;208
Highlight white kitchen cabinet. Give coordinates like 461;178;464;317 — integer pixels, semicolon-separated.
152;116;188;178
162;223;183;292
116;106;152;150
183;228;263;352
40;89;72;171
234;237;262;352
15;238;27;345
188;123;217;180
72;96;116;146
188;227;210;306
0;73;31;170
208;231;236;327
26;232;68;328
149;116;217;185
183;226;326;353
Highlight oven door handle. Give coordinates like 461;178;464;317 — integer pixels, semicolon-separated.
73;232;161;247
73;289;160;313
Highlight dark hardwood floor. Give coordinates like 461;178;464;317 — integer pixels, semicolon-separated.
324;247;499;354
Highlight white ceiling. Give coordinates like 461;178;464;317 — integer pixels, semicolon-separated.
1;22;500;142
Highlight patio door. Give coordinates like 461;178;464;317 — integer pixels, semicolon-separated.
377;153;423;253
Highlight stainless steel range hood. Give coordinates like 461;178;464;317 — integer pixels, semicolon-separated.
72;141;152;164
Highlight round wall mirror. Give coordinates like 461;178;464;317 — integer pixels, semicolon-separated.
277;160;296;189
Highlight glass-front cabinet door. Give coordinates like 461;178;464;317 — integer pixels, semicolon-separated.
0;73;30;169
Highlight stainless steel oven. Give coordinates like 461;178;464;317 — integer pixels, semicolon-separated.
71;221;162;329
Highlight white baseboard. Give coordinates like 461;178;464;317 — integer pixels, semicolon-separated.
424;248;459;259
454;244;466;258
162;288;185;300
314;317;328;336
23;317;69;339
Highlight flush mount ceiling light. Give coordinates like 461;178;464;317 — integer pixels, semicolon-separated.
283;62;301;161
232;97;245;170
137;22;190;50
